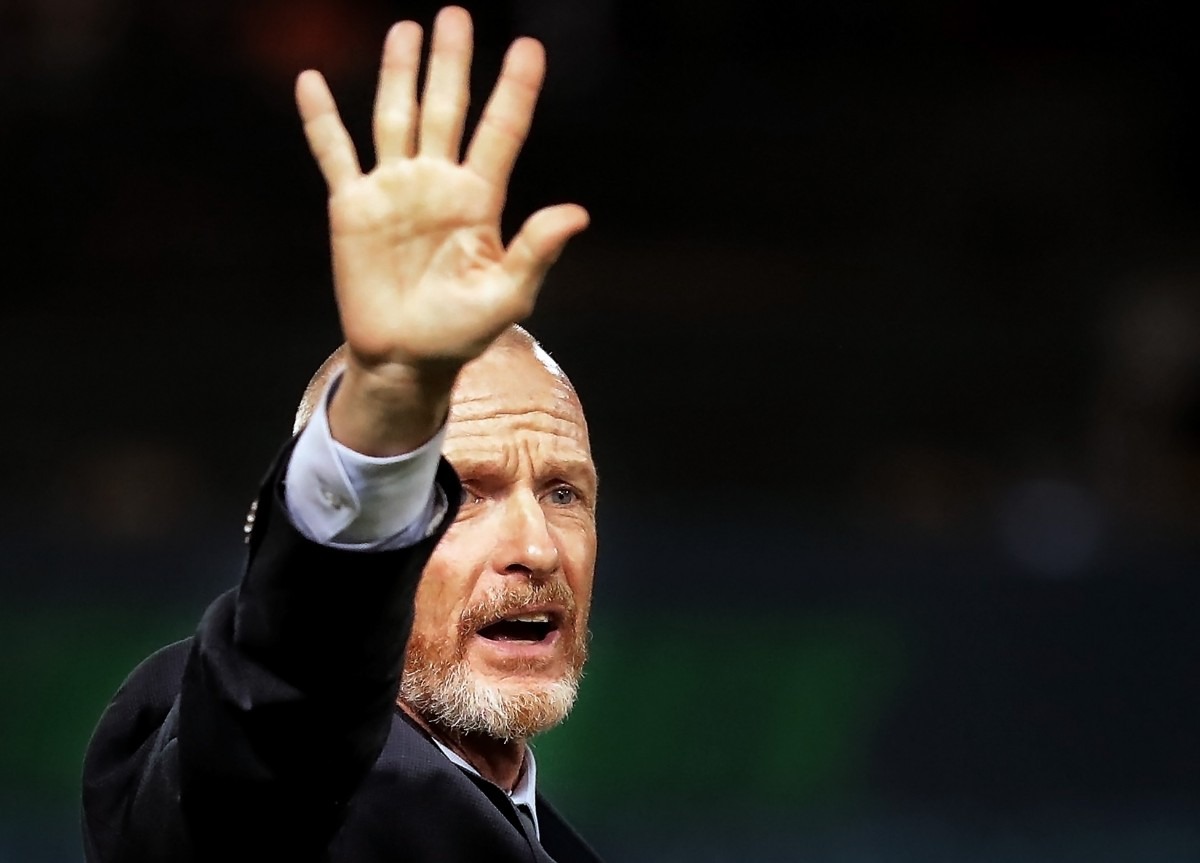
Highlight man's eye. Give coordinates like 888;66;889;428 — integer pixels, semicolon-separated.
547;486;578;505
460;487;483;506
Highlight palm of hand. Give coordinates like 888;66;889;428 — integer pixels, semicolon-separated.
296;9;587;372
329;159;511;364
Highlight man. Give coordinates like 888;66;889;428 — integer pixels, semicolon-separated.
82;7;602;861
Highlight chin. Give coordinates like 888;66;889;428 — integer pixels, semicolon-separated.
400;627;585;741
401;661;580;741
402;618;589;741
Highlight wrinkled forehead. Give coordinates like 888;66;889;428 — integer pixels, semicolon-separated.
451;348;580;422
447;347;590;447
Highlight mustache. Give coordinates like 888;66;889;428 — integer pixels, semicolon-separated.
457;579;577;636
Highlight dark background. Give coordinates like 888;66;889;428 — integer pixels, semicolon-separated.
3;1;1199;860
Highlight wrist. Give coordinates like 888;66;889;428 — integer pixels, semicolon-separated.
328;359;456;456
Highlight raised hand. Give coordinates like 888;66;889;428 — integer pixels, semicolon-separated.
295;7;588;454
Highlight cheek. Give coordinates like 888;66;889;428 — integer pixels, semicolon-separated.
412;525;490;636
553;522;597;595
411;561;463;640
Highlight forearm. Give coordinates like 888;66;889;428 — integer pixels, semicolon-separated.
327;355;458;457
177;443;461;855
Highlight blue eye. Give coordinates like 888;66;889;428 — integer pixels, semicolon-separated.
548;486;577;505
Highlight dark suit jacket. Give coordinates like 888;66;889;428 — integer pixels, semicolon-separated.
81;444;603;863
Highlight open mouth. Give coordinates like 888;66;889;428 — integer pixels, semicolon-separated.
475;610;561;644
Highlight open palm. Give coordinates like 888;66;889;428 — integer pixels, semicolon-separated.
296;7;588;369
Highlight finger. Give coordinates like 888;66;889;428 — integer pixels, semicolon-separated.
418;6;473;160
465;38;545;193
373;21;423;163
501;204;590;311
296;70;361;191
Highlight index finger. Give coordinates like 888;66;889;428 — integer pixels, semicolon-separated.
296;70;362;191
464;37;545;192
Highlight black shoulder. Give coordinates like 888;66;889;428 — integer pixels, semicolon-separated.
85;635;195;768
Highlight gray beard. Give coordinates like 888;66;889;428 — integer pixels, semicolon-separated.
399;653;581;742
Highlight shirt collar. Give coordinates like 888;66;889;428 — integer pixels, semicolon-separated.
430;738;540;837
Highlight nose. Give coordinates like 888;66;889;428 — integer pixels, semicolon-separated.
489;489;559;578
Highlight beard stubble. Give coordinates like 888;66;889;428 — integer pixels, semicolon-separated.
399;578;590;741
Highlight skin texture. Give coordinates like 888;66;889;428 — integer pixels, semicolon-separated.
293;5;590;791
296;335;598;791
403;344;598;787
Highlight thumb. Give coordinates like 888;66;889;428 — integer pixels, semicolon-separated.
501;204;590;301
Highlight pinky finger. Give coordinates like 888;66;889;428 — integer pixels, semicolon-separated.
296;70;362;191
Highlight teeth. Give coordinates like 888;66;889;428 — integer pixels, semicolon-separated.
510;612;550;623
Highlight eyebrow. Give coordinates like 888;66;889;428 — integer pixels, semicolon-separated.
451;453;598;488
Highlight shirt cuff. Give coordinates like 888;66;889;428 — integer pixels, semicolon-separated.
283;370;448;550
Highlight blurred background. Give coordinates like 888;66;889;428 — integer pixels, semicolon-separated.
3;0;1199;860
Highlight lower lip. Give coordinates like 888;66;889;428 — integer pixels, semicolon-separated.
469;628;563;661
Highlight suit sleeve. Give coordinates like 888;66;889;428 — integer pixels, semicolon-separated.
81;439;462;862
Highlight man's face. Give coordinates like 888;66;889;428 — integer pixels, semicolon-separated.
399;346;598;741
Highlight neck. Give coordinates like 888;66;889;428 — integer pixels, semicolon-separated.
398;700;527;791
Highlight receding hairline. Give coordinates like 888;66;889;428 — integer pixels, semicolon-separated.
292;326;576;434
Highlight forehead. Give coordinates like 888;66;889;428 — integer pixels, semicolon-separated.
444;348;591;456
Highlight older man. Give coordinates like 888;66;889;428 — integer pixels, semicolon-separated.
82;7;602;861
